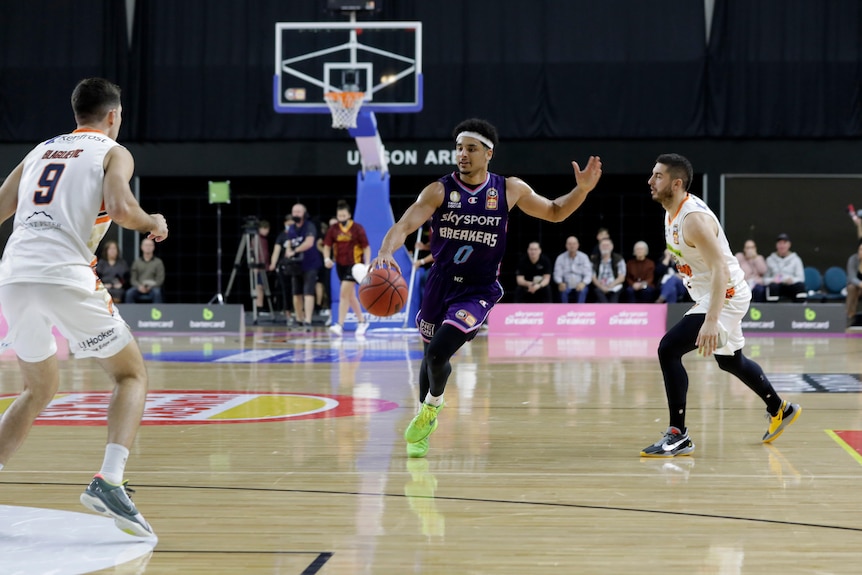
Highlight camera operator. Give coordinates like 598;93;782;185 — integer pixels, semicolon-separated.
269;204;322;330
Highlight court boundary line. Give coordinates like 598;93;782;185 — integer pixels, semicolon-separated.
4;480;860;535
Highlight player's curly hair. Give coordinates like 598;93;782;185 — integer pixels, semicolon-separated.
452;118;499;150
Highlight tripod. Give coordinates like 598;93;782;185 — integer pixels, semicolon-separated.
224;229;275;324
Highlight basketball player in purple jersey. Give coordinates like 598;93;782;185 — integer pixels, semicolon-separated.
371;118;602;458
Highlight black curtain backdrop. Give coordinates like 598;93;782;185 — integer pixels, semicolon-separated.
707;0;862;137
3;0;859;143
0;1;128;141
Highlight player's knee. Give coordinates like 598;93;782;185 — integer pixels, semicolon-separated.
657;334;681;361
424;345;450;370
425;324;468;363
714;350;742;372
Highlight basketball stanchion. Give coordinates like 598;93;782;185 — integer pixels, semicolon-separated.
273;17;424;336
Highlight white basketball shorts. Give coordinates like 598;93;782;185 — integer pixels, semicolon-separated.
685;280;751;356
0;283;134;362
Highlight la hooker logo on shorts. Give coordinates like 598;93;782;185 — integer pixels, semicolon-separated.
78;328;118;352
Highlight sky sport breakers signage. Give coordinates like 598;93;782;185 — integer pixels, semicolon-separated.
487;304;667;337
116;304;244;333
666;303;846;334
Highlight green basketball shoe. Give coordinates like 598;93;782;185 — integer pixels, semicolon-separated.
404;402;443;444
407;437;429;458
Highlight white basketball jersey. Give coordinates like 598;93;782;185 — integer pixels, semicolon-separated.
664;194;745;303
0;129;117;291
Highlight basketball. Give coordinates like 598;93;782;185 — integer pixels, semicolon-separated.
358;267;408;317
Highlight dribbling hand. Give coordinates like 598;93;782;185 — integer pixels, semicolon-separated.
370;252;402;274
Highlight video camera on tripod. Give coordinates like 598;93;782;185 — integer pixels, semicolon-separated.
242;215;261;234
222;214;275;322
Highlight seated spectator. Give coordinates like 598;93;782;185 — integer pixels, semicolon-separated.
553;236;592;303
590;237;626;303
654;249;689;304
852;210;862;240
846;238;862;326
95;239;130;304
765;233;805;301
589;227;611;260
514;241;553;303
124;238;165;303
624;241;657;303
735;239;768;302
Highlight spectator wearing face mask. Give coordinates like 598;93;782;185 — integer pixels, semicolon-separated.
269;203;323;330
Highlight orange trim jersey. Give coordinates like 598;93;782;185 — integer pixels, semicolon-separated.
664;194;745;303
0;129;118;291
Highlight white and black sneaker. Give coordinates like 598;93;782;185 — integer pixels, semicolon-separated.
640;426;695;458
80;474;155;537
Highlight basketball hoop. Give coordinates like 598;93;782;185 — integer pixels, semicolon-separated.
324;91;365;129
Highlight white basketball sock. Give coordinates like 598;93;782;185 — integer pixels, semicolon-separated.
99;443;129;484
425;394;444;407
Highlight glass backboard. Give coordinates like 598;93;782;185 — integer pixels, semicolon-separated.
273;21;423;115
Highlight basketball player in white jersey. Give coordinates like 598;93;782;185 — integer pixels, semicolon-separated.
641;153;800;457
0;78;167;536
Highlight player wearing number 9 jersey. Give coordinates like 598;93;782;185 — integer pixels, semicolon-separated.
2;117;122;290
370;118;602;458
0;78;167;538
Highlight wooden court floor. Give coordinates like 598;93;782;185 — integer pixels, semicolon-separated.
1;326;861;574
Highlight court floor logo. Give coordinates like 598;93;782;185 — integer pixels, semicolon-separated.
0;391;398;425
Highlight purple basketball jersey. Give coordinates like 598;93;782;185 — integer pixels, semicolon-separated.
416;172;508;341
430;172;508;282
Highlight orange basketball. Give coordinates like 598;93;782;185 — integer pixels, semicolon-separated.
358;267;409;317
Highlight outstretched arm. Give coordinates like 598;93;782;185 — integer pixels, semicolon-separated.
371;182;443;273
510;156;602;222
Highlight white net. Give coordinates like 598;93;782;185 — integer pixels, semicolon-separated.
324;91;365;129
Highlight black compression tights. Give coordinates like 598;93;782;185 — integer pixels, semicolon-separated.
658;314;782;429
417;324;470;402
